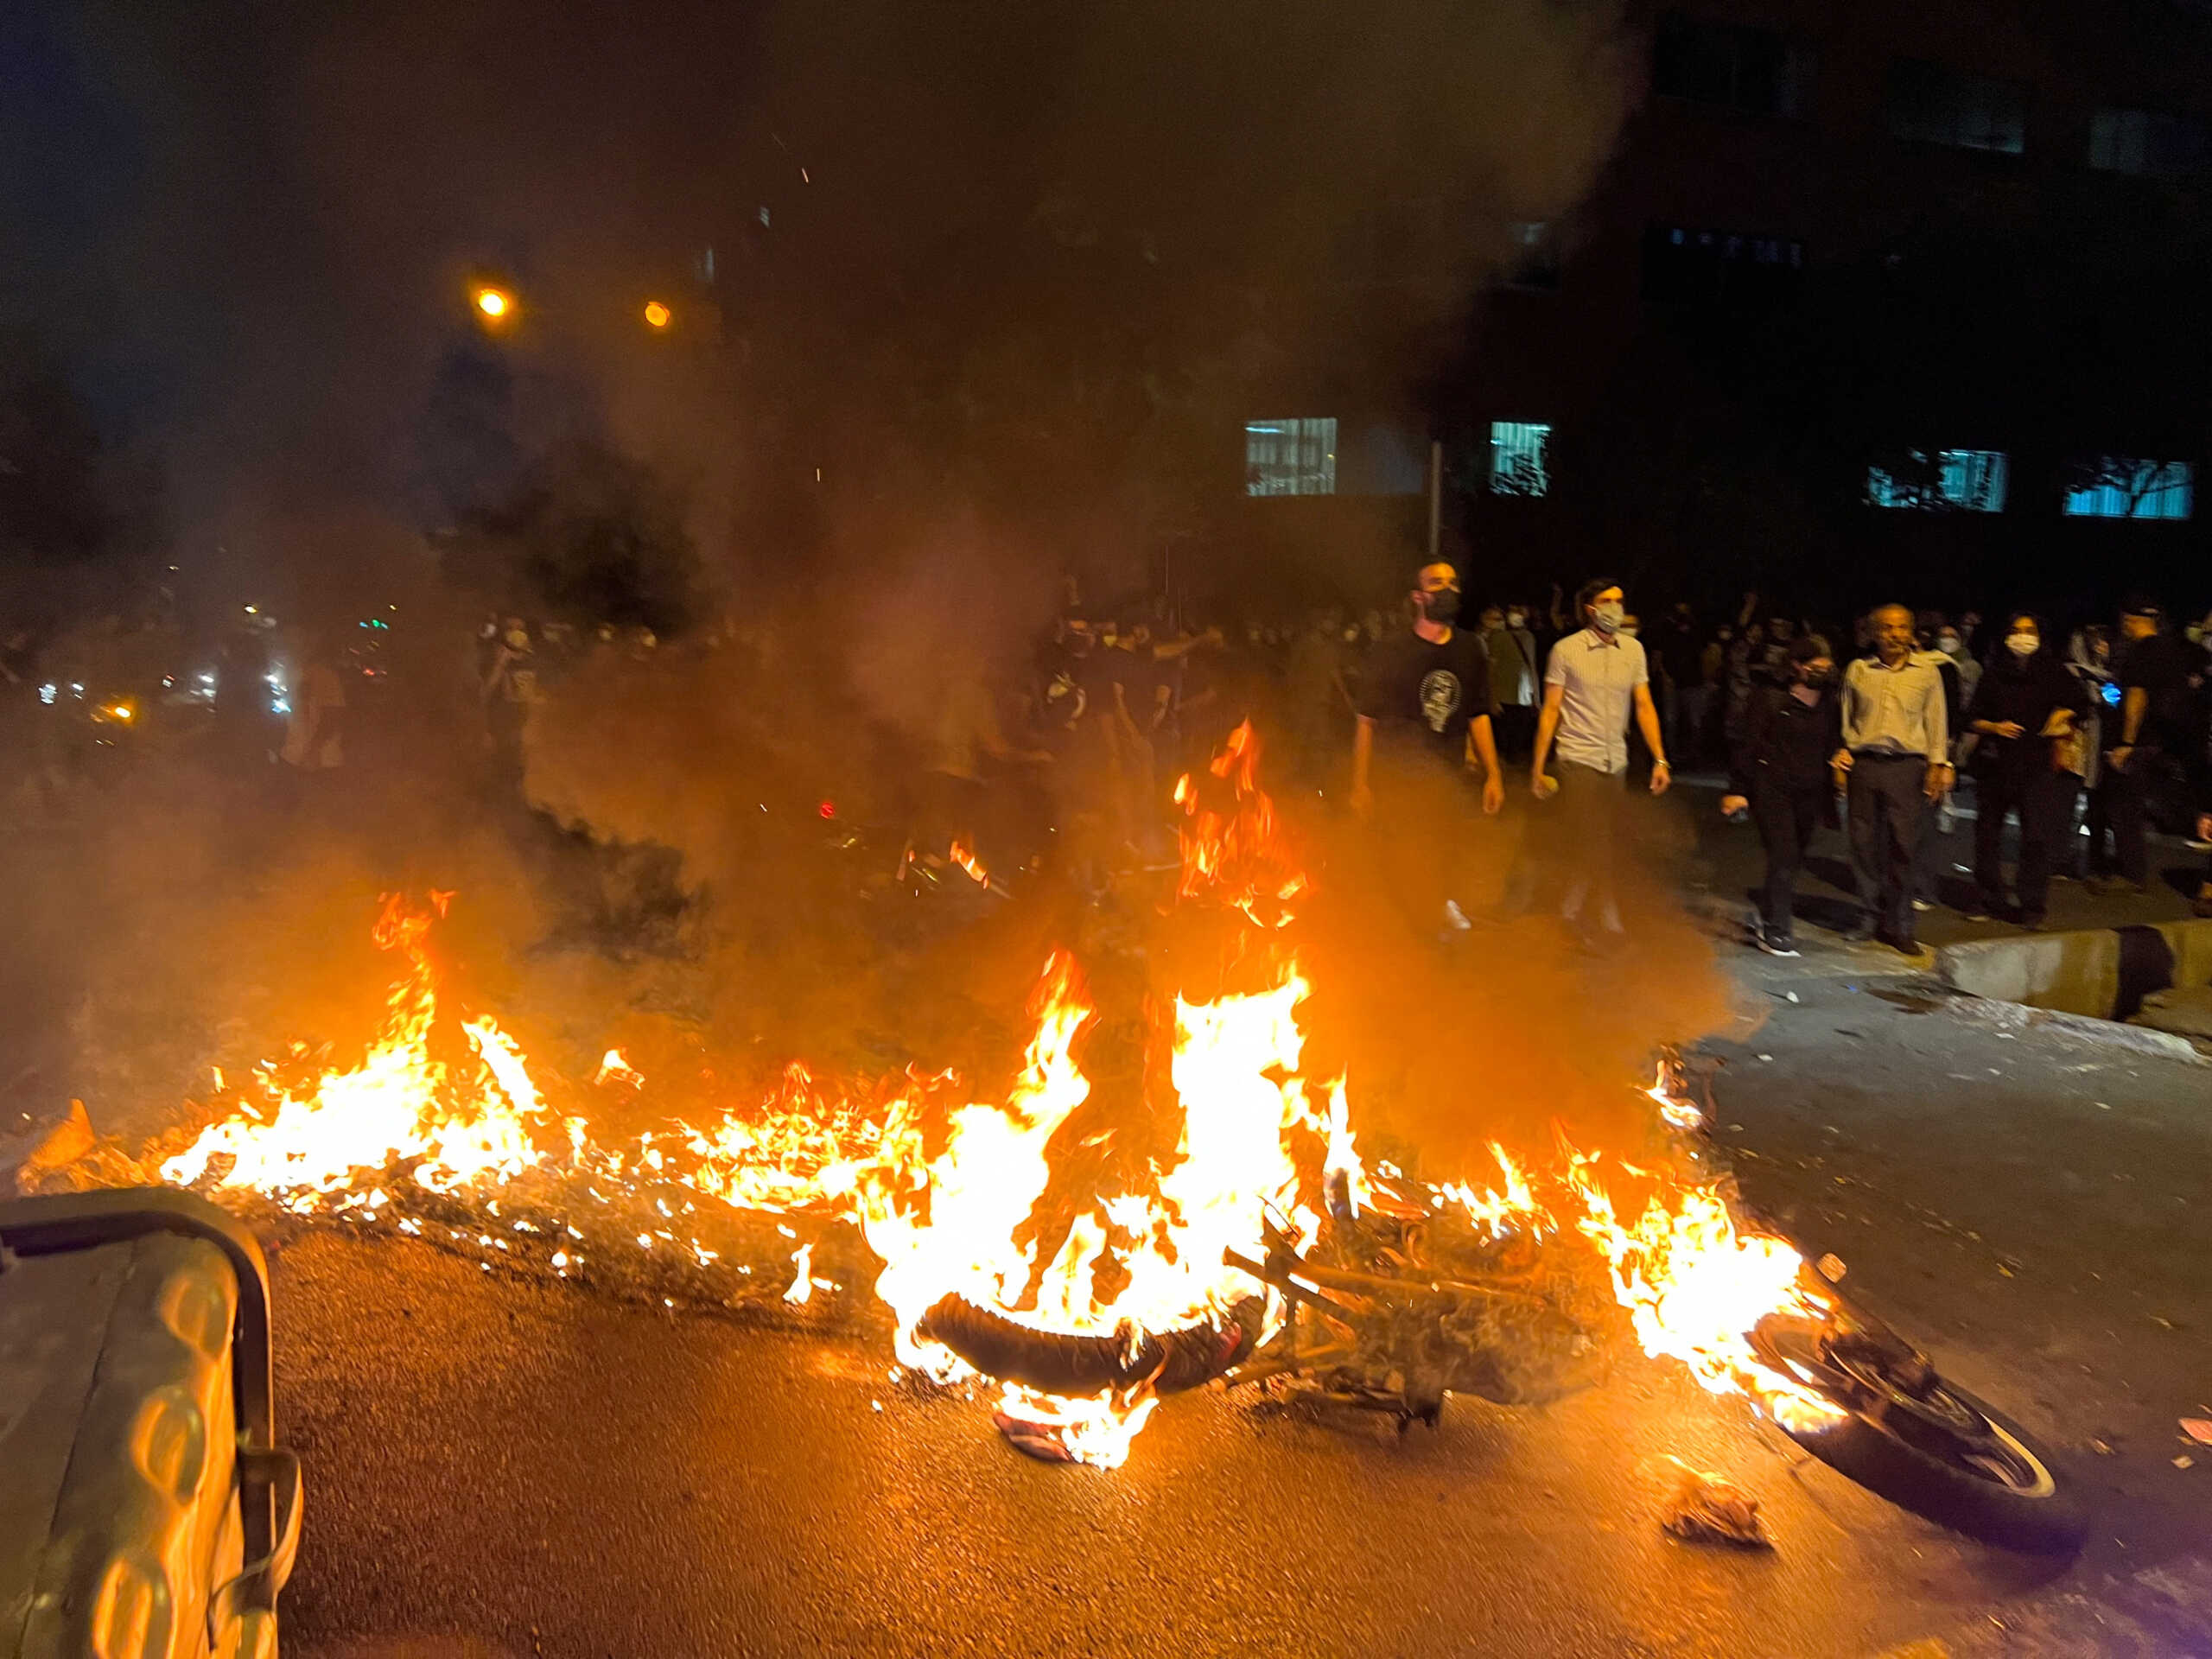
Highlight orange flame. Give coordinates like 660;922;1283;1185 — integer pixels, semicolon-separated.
156;734;1847;1465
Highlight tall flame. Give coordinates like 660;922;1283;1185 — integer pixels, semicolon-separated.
149;728;1846;1464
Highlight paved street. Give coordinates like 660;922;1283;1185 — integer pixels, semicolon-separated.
265;950;2212;1659
7;776;2210;1657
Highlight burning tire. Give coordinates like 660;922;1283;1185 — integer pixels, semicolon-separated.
917;1294;1262;1396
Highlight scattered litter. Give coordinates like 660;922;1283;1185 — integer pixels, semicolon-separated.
2182;1419;2212;1445
1770;990;1800;1004
995;1411;1080;1464
1661;1460;1770;1548
2096;1103;2112;1111
2092;1439;2114;1456
2174;1455;2194;1470
1757;1054;1773;1064
1816;1253;1847;1281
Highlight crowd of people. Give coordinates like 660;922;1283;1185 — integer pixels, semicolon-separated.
7;574;2210;963
992;574;2212;956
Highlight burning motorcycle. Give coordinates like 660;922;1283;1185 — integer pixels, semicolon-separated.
918;1137;2087;1557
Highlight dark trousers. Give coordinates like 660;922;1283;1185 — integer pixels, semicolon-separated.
2093;755;2152;885
1847;753;1927;936
1556;759;1628;931
1494;702;1536;761
1751;783;1825;942
1974;766;2071;916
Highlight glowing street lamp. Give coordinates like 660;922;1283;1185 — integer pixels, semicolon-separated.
642;300;671;329
474;285;513;321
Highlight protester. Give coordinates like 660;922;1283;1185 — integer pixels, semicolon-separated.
1720;633;1841;957
2091;596;2192;897
480;616;541;794
1908;617;1967;910
1530;576;1671;948
280;629;349;776
1479;602;1541;761
1350;561;1505;933
1653;601;1703;767
1931;620;1974;702
1834;602;1951;953
1961;613;2087;929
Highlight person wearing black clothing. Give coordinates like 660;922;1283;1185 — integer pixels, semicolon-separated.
1351;563;1505;810
2091;596;2195;895
1962;613;2087;929
1351;561;1505;933
1719;634;1841;957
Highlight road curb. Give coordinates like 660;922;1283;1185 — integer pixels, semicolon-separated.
1935;918;2212;1022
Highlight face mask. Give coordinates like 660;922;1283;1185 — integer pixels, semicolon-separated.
1421;589;1463;626
1480;616;1503;632
2005;632;2037;658
1342;627;1359;643
1799;667;1833;687
504;630;528;650
1937;636;1961;655
1505;611;1526;628
1591;601;1624;634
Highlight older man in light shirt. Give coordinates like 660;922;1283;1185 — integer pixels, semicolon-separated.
1834;602;1952;953
1531;576;1672;946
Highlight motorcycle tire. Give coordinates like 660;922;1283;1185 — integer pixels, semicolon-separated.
917;1294;1260;1397
1783;1380;2088;1555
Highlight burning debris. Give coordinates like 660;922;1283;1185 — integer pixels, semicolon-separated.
35;723;1860;1471
1659;1460;1772;1548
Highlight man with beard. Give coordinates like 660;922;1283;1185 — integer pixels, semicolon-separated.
1350;560;1505;932
1531;577;1672;947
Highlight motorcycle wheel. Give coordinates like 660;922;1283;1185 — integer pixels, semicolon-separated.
1780;1369;2087;1554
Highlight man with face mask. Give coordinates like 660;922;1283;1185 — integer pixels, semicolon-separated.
1479;602;1539;760
1720;633;1842;955
1532;577;1671;946
1351;561;1505;931
1962;613;2086;928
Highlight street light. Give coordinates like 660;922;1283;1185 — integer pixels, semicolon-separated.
642;300;671;329
474;285;512;321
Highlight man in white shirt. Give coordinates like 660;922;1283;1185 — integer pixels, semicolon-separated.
1530;577;1672;944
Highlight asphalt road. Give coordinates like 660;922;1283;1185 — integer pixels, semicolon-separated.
264;956;2212;1659
9;764;2209;1656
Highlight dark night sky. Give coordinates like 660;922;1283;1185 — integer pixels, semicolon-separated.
1;0;1632;601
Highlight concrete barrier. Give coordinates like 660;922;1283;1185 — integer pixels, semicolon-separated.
1936;917;2212;1020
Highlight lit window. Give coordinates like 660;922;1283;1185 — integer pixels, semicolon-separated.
1489;422;1552;497
1887;61;2025;154
2063;459;2194;520
1867;448;2009;512
2088;108;2210;178
1245;418;1337;496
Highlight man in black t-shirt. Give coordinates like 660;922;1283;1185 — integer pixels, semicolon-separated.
1351;561;1506;817
1349;561;1505;935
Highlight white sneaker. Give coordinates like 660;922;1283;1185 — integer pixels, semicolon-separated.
1911;898;1933;912
1442;899;1472;931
